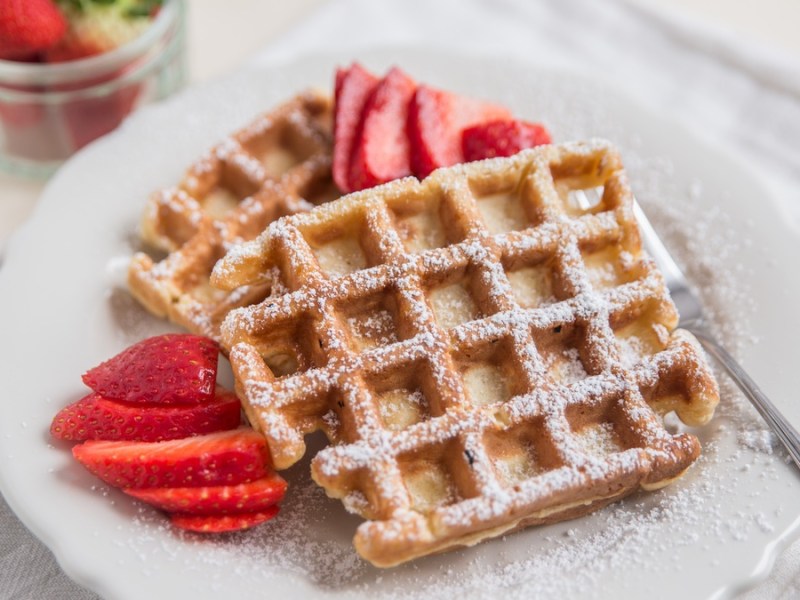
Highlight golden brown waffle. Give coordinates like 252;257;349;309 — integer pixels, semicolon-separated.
128;91;338;342
212;139;719;567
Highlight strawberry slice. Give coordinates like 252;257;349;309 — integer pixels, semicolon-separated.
407;85;512;178
462;119;552;161
82;334;219;405
124;473;287;515
348;67;416;192
72;428;271;488
333;62;379;193
50;388;241;442
171;506;280;533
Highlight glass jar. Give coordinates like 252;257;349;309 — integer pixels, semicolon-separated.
0;0;187;179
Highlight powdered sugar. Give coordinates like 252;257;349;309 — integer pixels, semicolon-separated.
110;67;794;597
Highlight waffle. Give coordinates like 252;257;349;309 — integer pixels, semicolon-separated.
212;139;720;567
128;91;338;343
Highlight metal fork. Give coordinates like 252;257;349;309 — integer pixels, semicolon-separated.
633;201;800;468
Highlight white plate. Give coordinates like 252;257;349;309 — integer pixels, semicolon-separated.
2;48;800;600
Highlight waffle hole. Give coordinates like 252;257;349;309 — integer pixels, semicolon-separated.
474;187;532;235
405;463;458;513
505;259;557;309
462;364;508;407
429;281;479;328
456;339;523;408
377;388;430;432
550;151;613;216
313;236;367;277
262;349;300;378
574;422;626;457
567;401;633;459
484;422;562;488
240;121;315;179
304;216;369;278
339;290;402;352
401;445;461;513
298;173;341;207
200;186;240;220
260;146;301;179
367;360;437;430
537;324;592;385
490;436;541;487
391;199;448;253
566;186;604;213
582;245;639;290
614;317;667;370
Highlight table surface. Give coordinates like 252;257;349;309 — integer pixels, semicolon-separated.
1;1;798;598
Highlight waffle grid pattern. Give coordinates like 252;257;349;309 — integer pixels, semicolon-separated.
128;91;337;342
214;140;719;566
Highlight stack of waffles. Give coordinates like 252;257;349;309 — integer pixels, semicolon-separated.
204;138;719;566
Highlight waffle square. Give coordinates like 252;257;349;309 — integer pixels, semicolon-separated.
212;139;719;567
128;91;337;342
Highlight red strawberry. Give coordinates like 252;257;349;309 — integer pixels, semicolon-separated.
407;85;512;178
50;388;241;442
333;63;379;193
59;81;142;150
171;506;280;533
124;473;287;515
462;119;552;161
72;428;271;488
348;67;416;192
0;0;67;60
82;334;219;405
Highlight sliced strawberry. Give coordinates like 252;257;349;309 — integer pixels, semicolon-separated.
72;428;270;488
462;119;552;161
170;505;280;533
124;473;287;515
333;62;379;193
82;334;219;405
50;388;241;442
348;67;416;192
407;85;512;178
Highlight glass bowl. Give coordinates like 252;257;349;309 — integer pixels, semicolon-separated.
0;0;187;179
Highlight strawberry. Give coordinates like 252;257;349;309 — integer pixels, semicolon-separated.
82;334;219;405
462;119;552;162
170;506;280;533
332;62;379;193
0;0;67;60
50;388;241;442
348;67;417;192
72;428;271;488
407;85;512;179
59;81;141;150
124;473;287;515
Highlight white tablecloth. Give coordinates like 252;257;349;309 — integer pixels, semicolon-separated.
2;0;799;597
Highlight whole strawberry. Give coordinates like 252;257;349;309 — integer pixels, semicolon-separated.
0;0;67;61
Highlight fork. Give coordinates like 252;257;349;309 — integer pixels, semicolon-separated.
633;201;800;469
